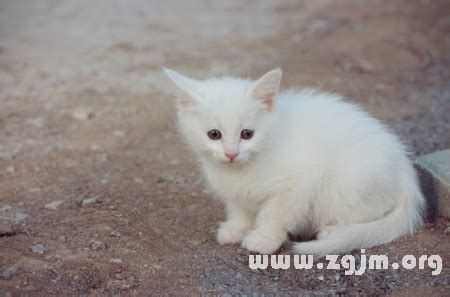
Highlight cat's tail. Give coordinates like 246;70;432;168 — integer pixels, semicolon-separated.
293;170;425;258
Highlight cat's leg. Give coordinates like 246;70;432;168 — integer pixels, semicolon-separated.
242;194;307;254
217;201;253;245
316;224;343;240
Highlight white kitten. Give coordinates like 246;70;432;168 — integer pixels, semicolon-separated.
163;68;425;257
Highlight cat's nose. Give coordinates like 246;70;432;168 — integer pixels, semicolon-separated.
225;151;239;161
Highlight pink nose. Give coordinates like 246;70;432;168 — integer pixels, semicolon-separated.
225;151;239;161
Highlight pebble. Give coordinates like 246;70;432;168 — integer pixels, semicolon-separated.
80;196;100;207
110;230;122;238
31;243;45;254
6;166;15;173
90;240;107;250
188;240;202;246
318;275;324;281
0;221;14;236
3;263;21;280
444;226;450;234
45;200;64;210
133;177;143;184
112;130;126;137
109;258;123;264
71;108;94;120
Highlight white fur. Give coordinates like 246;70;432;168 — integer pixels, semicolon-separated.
164;68;425;257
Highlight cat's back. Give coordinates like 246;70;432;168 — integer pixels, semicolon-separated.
274;89;403;161
277;89;389;140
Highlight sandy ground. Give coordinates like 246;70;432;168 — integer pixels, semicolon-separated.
0;0;449;295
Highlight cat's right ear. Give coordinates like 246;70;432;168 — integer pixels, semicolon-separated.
162;67;200;109
249;68;282;112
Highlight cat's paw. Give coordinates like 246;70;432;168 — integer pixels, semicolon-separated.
217;222;247;245
241;229;285;254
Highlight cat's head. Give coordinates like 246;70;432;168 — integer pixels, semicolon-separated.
163;68;282;167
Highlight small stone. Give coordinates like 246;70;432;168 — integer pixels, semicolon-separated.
6;166;15;173
157;176;165;183
444;227;450;234
31;243;45;254
0;221;14;236
112;130;126;137
72;108;94;120
133;177;143;184
29;187;41;193
80;196;101;207
334;274;341;282
58;235;66;243
318;275;324;281
167;175;186;184
45;200;64;210
109;258;122;264
110;230;122;238
3;263;21;280
90;240;107;250
188;240;202;246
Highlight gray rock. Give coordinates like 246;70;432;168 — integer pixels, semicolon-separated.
90;240;107;250
45;200;64;210
3;263;21;280
80;196;101;207
31;243;45;254
110;230;122;238
109;258;123;264
71;108;94;120
416;150;450;219
444;226;450;235
188;240;202;246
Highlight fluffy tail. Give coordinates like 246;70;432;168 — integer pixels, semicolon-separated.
293;171;425;257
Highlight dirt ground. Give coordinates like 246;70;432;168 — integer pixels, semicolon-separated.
1;0;449;295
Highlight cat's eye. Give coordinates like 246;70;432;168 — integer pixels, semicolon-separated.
241;129;254;140
207;129;222;140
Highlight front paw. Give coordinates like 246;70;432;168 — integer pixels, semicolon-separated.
241;229;285;254
217;222;247;245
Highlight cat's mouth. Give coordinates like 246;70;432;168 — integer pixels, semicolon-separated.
224;158;242;166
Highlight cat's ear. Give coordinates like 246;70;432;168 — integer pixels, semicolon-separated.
249;68;282;111
163;67;201;109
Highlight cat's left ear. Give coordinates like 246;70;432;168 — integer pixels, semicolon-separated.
249;68;282;111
